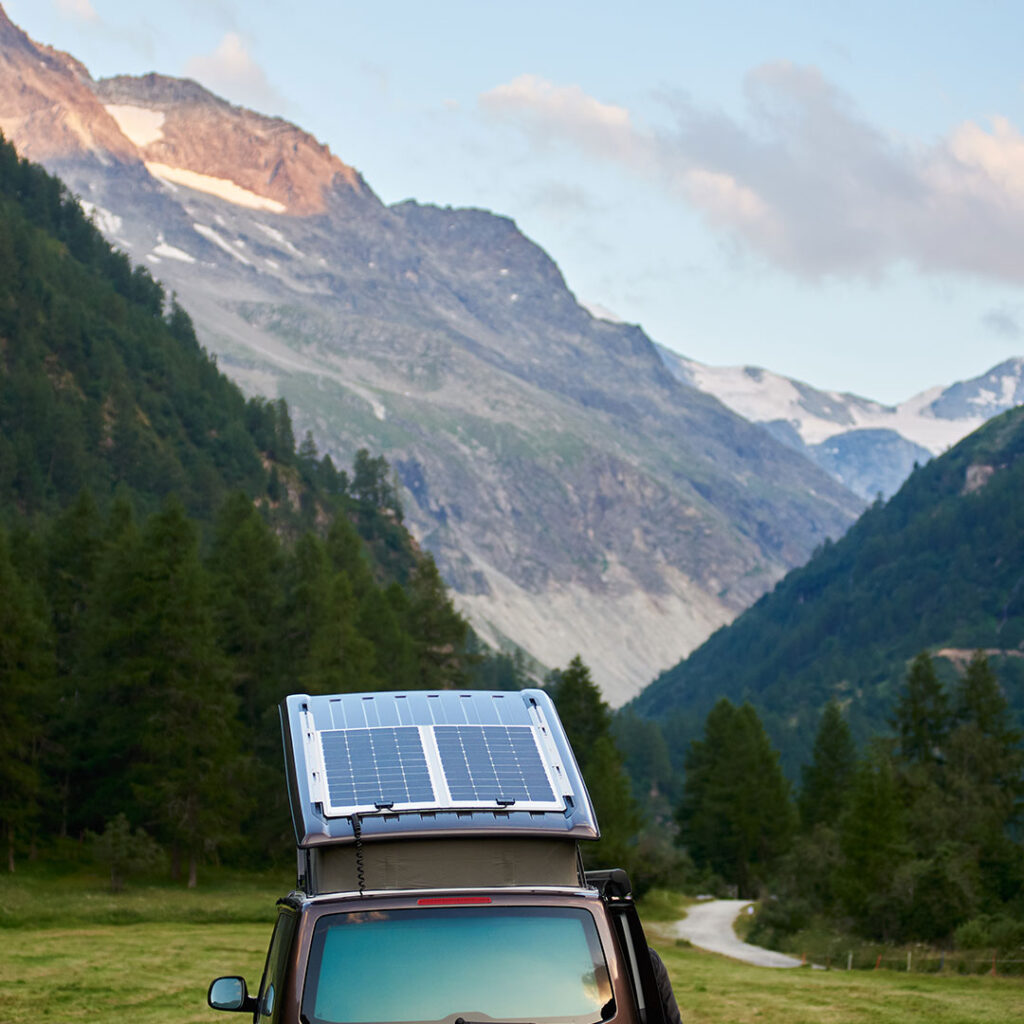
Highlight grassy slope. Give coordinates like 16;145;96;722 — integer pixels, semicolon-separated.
3;872;1021;1023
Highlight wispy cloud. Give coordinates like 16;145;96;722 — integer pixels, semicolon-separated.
54;0;98;21
481;75;640;163
184;32;287;114
982;306;1022;338
481;64;1024;286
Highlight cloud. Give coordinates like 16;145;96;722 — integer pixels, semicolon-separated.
184;32;287;113
54;0;98;21
981;306;1022;338
481;65;1024;286
481;75;642;164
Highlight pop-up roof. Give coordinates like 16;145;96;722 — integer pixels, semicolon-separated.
281;689;599;847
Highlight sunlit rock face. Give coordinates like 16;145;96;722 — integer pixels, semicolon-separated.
0;4;863;704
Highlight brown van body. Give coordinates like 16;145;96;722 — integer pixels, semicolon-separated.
251;885;650;1024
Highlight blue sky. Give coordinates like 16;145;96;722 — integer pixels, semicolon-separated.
7;0;1024;402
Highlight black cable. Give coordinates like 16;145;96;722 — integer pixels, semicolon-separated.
351;814;366;896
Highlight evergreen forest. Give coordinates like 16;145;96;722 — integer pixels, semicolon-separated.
673;653;1024;951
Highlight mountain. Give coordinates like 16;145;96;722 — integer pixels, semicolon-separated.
658;346;1024;500
0;6;862;703
0;136;493;880
632;404;1024;774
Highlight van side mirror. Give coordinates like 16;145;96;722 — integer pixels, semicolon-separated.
208;976;258;1012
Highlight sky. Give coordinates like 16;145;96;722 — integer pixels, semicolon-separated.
7;0;1024;403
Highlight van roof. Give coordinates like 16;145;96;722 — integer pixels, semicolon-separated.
281;689;599;847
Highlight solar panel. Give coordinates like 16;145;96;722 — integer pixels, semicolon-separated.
320;727;434;814
312;721;563;816
435;725;556;804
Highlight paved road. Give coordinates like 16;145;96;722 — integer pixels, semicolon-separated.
671;899;804;968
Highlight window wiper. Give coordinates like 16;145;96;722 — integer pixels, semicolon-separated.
454;1018;536;1024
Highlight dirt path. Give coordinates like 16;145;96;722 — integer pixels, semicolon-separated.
671;899;804;968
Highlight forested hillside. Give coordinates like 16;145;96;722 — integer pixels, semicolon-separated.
634;405;1024;773
673;656;1024;948
0;134;488;881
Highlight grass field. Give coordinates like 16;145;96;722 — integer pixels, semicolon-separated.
3;870;1022;1023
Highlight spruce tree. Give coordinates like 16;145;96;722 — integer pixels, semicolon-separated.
546;656;640;869
131;499;245;887
944;652;1024;905
837;751;908;938
677;699;795;896
799;699;856;830
405;557;469;689
893;652;949;767
206;492;284;731
547;655;612;758
81;498;244;884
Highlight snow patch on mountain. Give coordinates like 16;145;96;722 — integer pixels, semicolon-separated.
146;162;286;213
253;220;303;257
658;348;1013;455
192;222;253;265
151;241;195;263
659;348;1024;499
79;199;122;238
103;103;164;147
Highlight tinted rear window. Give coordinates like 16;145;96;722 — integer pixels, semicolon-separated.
303;905;614;1024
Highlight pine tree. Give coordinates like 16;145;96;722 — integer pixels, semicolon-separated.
837;751;908;938
42;489;105;837
131;499;245;887
325;514;375;597
547;655;612;759
80;499;245;884
677;699;795;897
892;652;949;767
405;557;469;689
352;448;393;510
799;699;857;830
944;652;1024;905
281;533;377;695
206;492;284;731
546;657;641;868
357;584;419;690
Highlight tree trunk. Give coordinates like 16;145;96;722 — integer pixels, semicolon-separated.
188;851;198;889
7;828;14;874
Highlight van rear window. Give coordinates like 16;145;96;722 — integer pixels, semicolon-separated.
303;905;614;1024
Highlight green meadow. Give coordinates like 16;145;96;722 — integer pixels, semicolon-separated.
2;870;1021;1024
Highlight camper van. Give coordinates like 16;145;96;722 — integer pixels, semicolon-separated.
207;689;668;1024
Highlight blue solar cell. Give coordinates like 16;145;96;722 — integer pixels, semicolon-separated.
434;725;555;804
320;727;435;810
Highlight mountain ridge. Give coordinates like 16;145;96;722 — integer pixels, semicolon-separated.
659;346;1024;499
0;5;863;702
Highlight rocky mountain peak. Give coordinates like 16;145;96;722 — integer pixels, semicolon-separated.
0;4;137;165
93;73;366;216
0;4;865;703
